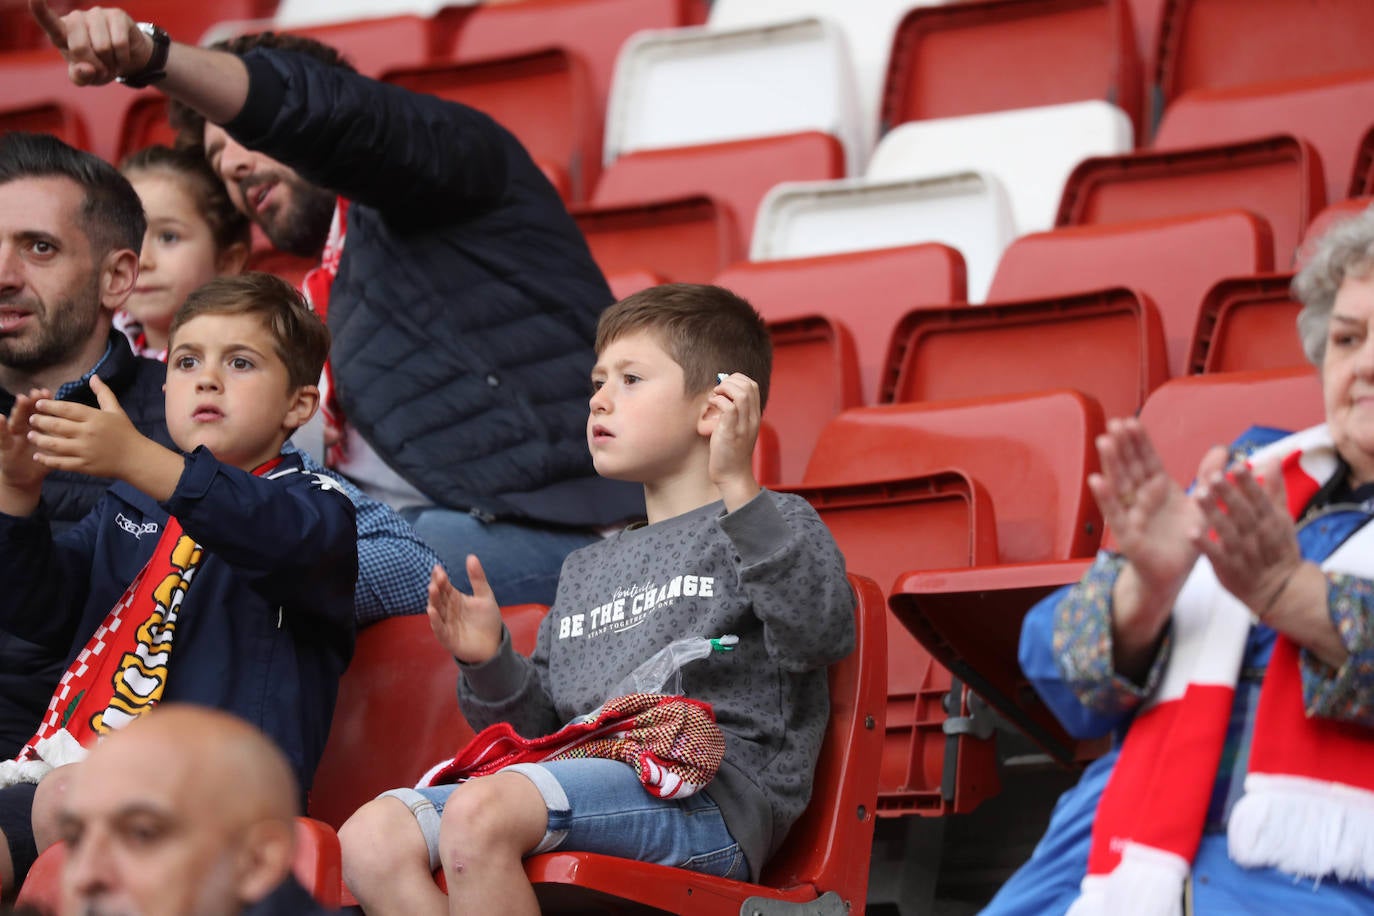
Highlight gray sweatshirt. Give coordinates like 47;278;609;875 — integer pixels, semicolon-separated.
458;489;855;880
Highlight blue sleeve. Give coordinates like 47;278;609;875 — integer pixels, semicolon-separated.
1297;573;1374;727
0;498;102;653
224;49;509;213
290;447;442;625
163;449;357;625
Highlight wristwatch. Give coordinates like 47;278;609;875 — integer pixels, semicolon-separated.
117;22;170;88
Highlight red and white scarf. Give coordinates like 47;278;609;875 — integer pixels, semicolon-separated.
0;457;285;788
1070;424;1374;915
418;693;726;801
301;198;349;467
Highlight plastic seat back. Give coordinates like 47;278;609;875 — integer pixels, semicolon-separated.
1056;135;1326;270
752;172;1015;302
573;196;739;283
604;18;865;172
1188;273;1305;374
384;48;600;202
989;210;1272;377
1158;0;1374;110
1155;70;1374;206
1139;367;1324;485
592;131;845;245
765;315;862;485
444;0;707;129
869;100;1133;236
307;607;548;830
715;243;967;405
885;288;1169;420
524;573;886;912
884;0;1143;137
281;15;433;78
1300;198;1374;269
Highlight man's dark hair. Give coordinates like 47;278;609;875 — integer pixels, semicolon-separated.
0;132;145;256
171;33;356;150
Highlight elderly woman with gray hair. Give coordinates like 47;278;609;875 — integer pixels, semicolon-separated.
983;209;1374;916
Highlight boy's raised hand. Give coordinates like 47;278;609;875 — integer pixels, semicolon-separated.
28;376;145;479
707;372;762;512
426;557;504;665
0;389;54;516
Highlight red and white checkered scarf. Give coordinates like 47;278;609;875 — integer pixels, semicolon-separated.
419;692;725;800
1070;424;1374;915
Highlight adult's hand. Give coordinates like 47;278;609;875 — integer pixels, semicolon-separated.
30;0;152;87
1089;418;1226;676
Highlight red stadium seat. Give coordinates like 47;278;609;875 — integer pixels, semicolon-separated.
0;48;142;161
116;94;176;161
797;390;1104;808
1055;135;1326;270
1138;367;1323;485
988;210;1272;377
283;14;433;79
307;607;548;831
764;314;861;485
883;287;1168;419
573;196;740;283
883;0;1143;138
384;48;600;203
0;100;86;151
1187;273;1306;375
1156;0;1374;111
17;817;342;910
438;0;708;129
715;243;968;405
1154;70;1374;205
522;573;885;914
602;267;665;300
591;131;845;248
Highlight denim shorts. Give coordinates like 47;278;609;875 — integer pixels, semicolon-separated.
380;757;749;880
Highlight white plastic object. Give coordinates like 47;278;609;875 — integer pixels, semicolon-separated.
604;17;865;173
750;171;1015;302
597;634;739;708
867;100;1134;236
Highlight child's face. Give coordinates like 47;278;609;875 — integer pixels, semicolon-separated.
164;313;316;471
588;329;708;483
128;173;223;340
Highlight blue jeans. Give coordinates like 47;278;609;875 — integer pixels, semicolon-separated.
399;507;598;606
381;758;749;880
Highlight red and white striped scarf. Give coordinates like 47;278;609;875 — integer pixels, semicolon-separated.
419;693;725;801
1070;424;1374;915
301;198;349;467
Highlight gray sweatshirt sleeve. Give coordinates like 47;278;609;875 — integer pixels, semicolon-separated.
718;491;855;672
455;613;562;738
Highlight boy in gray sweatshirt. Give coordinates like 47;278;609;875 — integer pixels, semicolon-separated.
339;283;855;916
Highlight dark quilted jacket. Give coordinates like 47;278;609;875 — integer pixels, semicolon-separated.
225;49;643;526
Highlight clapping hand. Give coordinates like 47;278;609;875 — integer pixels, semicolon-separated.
426;557;504;666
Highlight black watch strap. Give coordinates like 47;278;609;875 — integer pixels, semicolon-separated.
118;22;170;89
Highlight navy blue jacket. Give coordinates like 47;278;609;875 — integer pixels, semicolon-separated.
0;449;357;792
0;330;173;758
224;49;643;526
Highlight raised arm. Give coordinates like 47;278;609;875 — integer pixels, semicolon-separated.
30;0;249;124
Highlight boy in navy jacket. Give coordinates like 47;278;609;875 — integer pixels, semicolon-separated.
0;272;357;892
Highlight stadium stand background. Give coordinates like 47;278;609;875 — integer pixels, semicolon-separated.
2;0;1368;911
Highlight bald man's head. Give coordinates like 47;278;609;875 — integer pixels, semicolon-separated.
56;705;301;916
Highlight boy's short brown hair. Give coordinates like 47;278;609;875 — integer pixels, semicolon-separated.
168;272;330;390
595;283;773;409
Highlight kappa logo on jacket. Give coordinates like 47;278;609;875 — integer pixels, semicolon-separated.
114;513;160;540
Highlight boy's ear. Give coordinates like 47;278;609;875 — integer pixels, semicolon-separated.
216;241;250;276
695;389;720;439
100;248;140;313
281;384;320;434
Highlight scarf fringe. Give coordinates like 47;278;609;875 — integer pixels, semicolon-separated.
0;729;88;788
1068;843;1188;916
1229;773;1374;881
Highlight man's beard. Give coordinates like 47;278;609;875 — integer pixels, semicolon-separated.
0;274;102;373
257;174;335;260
